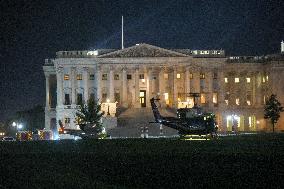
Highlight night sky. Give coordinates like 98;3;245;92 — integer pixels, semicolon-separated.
0;0;283;122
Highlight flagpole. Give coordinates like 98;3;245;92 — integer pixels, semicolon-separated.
122;15;124;49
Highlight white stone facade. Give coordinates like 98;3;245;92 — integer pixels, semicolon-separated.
43;43;284;134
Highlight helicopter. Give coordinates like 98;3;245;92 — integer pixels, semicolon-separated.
150;93;218;137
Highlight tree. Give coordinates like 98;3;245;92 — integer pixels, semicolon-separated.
76;98;104;134
264;94;284;132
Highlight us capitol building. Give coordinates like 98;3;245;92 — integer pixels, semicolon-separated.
43;42;284;135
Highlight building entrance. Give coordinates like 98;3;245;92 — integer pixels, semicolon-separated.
140;90;146;107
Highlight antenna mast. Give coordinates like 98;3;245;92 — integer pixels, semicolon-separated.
121;15;124;49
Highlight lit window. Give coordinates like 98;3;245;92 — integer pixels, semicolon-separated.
266;75;269;82
225;92;229;105
114;74;119;80
89;74;95;80
164;73;168;79
247;95;251;106
176;73;181;79
164;93;169;100
247;100;251;106
225;77;228;83
200;73;205;79
127;74;132;80
213;93;218;104
77;74;82;80
139;74;144;79
225;100;229;105
236;98;240;105
246;78;250;83
189;73;193;79
262;77;266;83
64;74;69;80
200;93;206;104
235;78;239;83
102;74;107;80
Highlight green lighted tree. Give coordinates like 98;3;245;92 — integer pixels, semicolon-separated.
264;94;284;132
76;98;104;133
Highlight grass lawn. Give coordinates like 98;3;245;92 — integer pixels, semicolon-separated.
0;134;284;189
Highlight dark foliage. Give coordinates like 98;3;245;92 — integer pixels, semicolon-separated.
76;98;104;133
264;94;284;132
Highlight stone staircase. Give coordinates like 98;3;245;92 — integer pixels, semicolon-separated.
107;107;178;138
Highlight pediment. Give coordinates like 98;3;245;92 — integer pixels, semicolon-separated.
98;43;188;58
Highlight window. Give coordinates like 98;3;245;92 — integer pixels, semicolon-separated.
77;93;83;105
77;74;82;80
236;98;240;105
266;75;269;82
64;94;71;105
102;93;107;102
115;92;120;103
89;93;95;102
176;73;181;79
64;74;69;80
200;73;205;79
114;74;119;80
225;92;230;105
262;77;266;83
213;93;218;104
200;93;206;104
189;73;193;79
127;74;132;80
225;77;228;83
247;95;251;106
235;78;239;83
213;73;218;79
246;78;251;83
89;74;95;80
65;118;70;124
139;74;144;79
164;73;168;79
102;74;107;80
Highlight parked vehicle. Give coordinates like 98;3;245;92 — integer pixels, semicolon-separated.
2;137;16;141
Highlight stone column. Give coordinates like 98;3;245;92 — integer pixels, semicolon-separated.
122;68;128;107
96;66;101;101
135;68;140;108
45;73;50;108
71;67;76;105
256;72;262;107
56;67;63;106
193;69;200;93
83;67;89;104
146;68;152;107
159;67;165;107
207;71;213;108
173;67;177;107
185;67;190;94
109;67;114;102
218;71;226;132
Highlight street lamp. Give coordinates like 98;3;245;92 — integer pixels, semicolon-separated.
107;99;110;115
18;124;23;130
